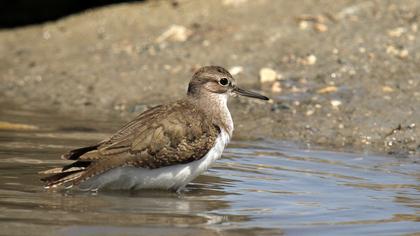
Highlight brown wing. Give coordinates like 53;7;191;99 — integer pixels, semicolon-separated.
41;100;220;187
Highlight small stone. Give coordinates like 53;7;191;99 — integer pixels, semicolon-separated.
271;103;290;112
317;86;338;94
386;45;398;55
297;14;326;23
398;49;409;59
361;135;372;145
0;121;39;131
156;25;192;43
386;45;409;59
299;21;309;30
314;23;328;32
382;86;394;92
307;55;317;64
222;0;247;6
170;65;182;74
229;66;243;76
271;81;282;93
387;27;406;37
301;54;317;65
411;23;418;32
259;68;278;83
42;30;51;40
114;103;127;111
407;34;415;41
330;100;342;107
290;86;304;93
306;109;315;116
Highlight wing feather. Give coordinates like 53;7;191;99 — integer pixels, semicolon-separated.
41;101;220;188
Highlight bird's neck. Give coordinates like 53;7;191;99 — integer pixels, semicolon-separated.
187;93;234;137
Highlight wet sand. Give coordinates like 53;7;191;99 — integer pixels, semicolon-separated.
0;0;419;156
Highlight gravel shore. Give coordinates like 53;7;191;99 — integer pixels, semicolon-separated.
1;0;419;156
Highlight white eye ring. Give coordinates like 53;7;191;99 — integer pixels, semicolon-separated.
219;78;229;86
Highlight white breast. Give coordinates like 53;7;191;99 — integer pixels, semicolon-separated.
79;130;231;191
211;93;234;136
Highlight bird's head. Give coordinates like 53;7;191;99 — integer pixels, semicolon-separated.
187;66;269;101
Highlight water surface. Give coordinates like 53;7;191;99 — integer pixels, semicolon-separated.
0;108;419;236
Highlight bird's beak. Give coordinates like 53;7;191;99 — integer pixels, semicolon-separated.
232;86;269;100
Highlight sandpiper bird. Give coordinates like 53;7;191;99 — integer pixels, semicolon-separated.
41;66;268;191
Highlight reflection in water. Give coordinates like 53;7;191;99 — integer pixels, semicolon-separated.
0;108;419;236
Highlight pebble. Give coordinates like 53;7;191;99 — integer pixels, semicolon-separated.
407;34;415;41
297;14;328;32
42;30;51;40
156;25;192;43
271;81;282;93
202;40;210;47
314;23;328;32
299;54;317;65
229;66;243;76
386;45;409;59
306;54;317;64
382;86;394;92
0;121;39;131
222;0;247;6
330;100;342;108
297;14;326;23
299;21;309;30
411;23;418;32
398;49;409;58
317;86;337;94
306;109;315;116
387;27;405;37
259;68;278;83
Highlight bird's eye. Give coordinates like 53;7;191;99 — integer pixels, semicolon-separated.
219;78;229;86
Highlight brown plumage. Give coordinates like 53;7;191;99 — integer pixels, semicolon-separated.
40;65;268;190
41;100;219;187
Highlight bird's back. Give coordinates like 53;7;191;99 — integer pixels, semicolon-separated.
40;100;221;189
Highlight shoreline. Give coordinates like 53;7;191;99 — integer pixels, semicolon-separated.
1;0;419;156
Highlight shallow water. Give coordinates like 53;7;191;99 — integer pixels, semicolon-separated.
0;108;419;236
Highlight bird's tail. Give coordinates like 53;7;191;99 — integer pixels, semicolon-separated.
40;144;99;188
39;167;86;188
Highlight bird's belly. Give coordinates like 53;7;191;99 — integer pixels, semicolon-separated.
79;131;230;191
